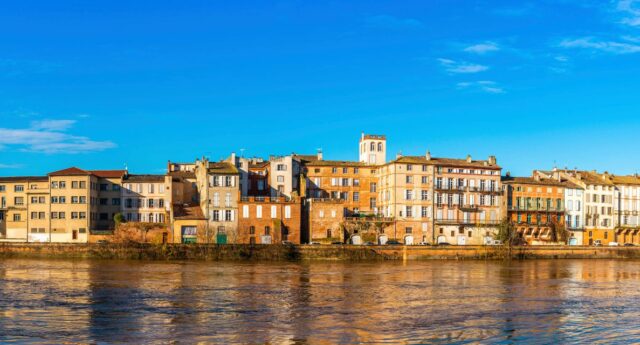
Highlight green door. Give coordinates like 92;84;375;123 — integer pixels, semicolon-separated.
216;233;228;244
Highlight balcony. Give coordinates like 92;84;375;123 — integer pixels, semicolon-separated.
434;185;503;195
435;218;502;226
240;196;293;203
344;216;394;223
508;206;565;212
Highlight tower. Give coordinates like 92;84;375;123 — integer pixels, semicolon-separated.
359;132;386;165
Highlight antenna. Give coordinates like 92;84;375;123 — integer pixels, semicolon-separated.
240;148;245;158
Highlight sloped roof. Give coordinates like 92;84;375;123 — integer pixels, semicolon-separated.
502;176;574;187
304;160;370;167
391;156;501;169
123;174;165;182
90;170;127;178
207;162;238;175
0;176;48;182
173;204;206;220
611;175;640;185
48;167;90;176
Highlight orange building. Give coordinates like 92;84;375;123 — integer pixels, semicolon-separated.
237;196;302;244
303;161;378;216
502;175;570;244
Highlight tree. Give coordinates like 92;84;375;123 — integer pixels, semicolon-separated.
549;219;569;244
494;219;524;246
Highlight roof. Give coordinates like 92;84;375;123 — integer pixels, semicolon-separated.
293;154;320;163
90;170;127;178
611;175;640;185
559;170;615;186
361;134;386;140
168;170;196;179
249;161;270;169
0;176;48;182
48;167;127;178
501;176;575;187
391;156;501;169
207;162;238;175
173;203;207;220
123;174;166;182
304;160;370;167
48;167;90;176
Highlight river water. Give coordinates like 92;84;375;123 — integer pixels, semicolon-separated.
0;259;639;344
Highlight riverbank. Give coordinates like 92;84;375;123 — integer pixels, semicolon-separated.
2;243;640;261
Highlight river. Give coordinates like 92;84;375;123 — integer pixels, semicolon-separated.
0;259;639;344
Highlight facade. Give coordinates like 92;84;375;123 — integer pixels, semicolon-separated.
359;133;386;165
611;175;640;244
93;170;127;231
378;154;502;245
502;175;569;245
304;160;378;216
553;170;615;245
237;196;302;244
307;199;345;243
0;176;49;241
121;175;170;223
195;159;240;244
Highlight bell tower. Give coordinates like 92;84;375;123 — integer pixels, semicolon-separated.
359;132;386;165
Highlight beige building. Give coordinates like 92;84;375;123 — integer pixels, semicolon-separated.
0;176;49;241
359;133;386;165
121;174;170;223
195;158;240;244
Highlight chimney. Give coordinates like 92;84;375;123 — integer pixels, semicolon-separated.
425;150;431;161
396;151;403;159
466;155;472;163
488;155;497;165
230;152;236;163
534;174;540;181
505;171;511;177
317;149;323;161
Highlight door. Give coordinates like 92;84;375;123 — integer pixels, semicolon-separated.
569;237;578;246
72;230;78;240
216;233;228;244
457;235;466;245
437;235;447;244
404;235;414;245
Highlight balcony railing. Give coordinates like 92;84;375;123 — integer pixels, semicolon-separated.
240;196;293;203
508;206;565;212
434;185;503;194
434;218;501;225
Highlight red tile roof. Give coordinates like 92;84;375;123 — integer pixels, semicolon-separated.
90;170;127;178
48;167;90;176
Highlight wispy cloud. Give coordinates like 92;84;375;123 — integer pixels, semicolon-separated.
438;58;489;74
456;81;505;94
559;37;640;54
617;0;640;26
0;119;116;154
30;119;76;131
0;163;22;169
364;15;424;30
464;42;500;54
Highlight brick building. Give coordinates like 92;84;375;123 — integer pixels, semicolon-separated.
237;196;302;244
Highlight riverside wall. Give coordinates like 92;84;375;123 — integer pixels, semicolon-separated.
2;243;640;261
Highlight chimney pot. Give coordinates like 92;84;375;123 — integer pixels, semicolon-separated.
466;155;472;163
425;150;431;161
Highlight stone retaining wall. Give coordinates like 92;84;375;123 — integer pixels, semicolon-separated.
1;243;640;261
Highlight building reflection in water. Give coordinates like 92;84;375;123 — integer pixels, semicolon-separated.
2;258;640;344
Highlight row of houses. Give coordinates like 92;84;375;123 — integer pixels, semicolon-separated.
1;132;639;246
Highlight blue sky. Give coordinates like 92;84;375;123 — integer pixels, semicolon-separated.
2;0;640;176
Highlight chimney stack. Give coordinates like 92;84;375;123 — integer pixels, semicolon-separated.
396;151;403;159
466;155;472;163
488;155;497;165
317;149;323;161
425;150;431;161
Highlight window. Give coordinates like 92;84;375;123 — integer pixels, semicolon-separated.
406;175;413;184
225;193;231;207
422;176;428;184
370;198;376;209
257;206;263;218
14;185;24;192
225;176;232;187
59;212;66;219
0;185;5;192
112;198;120;206
80;181;86;189
407;164;413;171
265;226;271;235
353;192;360;202
405;227;412;234
405;206;412;217
332;167;338;174
79;196;87;204
353;179;360;186
212;210;220;221
285;205;291;219
71;212;79;219
277;176;284;183
100;184;108;191
71;196;79;204
422;206;428;218
421;190;428;201
14;197;24;206
370;183;377;193
405;190;413;200
277;164;287;171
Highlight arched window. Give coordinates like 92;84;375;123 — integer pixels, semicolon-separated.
370;142;375;151
377;142;383;152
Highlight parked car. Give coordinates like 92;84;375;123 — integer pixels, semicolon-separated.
594;240;603;246
438;242;451;246
386;240;402;245
624;243;635;247
419;241;431;246
363;241;375;246
608;242;619;247
331;241;344;245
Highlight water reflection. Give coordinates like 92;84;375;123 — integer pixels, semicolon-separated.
1;259;640;344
